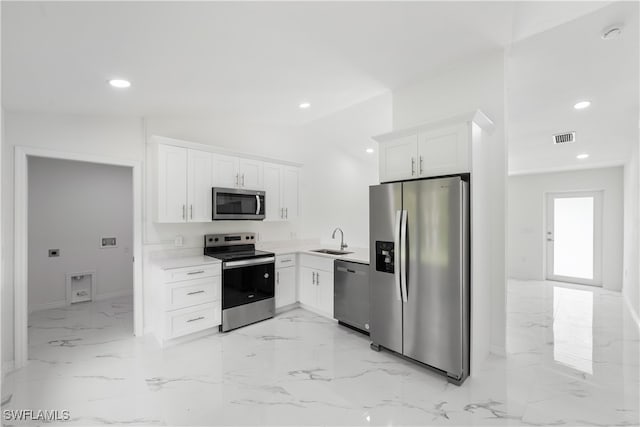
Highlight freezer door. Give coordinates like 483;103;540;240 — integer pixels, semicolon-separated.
402;177;467;378
369;183;403;354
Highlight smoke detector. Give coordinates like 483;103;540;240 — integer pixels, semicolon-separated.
553;132;575;144
602;25;623;40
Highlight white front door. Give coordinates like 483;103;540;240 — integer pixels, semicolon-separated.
546;191;603;286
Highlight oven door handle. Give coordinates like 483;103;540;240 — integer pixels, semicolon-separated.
223;257;275;270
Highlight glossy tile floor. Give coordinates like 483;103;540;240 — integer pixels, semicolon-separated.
2;280;639;426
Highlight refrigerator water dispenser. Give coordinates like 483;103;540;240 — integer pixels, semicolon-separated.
375;241;394;273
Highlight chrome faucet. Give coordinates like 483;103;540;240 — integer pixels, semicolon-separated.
332;227;348;250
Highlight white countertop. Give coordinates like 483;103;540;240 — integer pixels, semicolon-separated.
152;255;221;270
260;243;369;264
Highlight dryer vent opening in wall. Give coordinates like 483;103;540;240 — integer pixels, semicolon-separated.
553;132;576;144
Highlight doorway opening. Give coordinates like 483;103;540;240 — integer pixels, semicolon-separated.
14;147;143;370
545;191;603;286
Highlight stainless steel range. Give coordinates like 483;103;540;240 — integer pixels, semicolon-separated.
204;233;275;332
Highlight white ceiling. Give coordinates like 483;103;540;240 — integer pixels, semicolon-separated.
507;1;639;174
1;1;612;127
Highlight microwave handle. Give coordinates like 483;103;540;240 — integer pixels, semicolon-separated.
256;195;261;215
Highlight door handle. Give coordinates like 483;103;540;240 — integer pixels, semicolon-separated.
411;158;415;176
190;205;193;220
400;210;408;302
316;272;320;285
312;271;315;285
256;195;261;215
276;271;280;284
182;205;186;220
235;173;239;186
285;208;288;219
419;156;424;175
394;210;402;301
242;173;245;187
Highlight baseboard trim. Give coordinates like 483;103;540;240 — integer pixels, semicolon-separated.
29;290;133;313
623;291;640;331
297;303;336;321
275;302;300;315
94;289;133;301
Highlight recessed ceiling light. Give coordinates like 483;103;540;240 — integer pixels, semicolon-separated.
366;148;374;154
574;101;591;110
576;153;589;160
299;102;311;109
108;79;131;88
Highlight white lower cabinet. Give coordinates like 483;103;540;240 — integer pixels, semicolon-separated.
298;255;334;317
276;267;297;310
156;262;222;345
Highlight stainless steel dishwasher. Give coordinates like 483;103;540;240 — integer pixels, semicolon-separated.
334;260;370;334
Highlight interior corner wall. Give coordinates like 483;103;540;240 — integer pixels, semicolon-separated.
299;92;392;248
2;112;145;365
390;50;508;362
623;140;640;324
508;166;625;291
28;157;134;311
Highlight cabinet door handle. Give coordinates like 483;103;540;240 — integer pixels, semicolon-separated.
187;316;205;323
187;290;205;295
316;272;320;285
419;156;424;175
190;205;193;219
280;259;292;263
242;173;245;187
187;270;205;275
411;157;415;176
312;271;315;285
235;173;239;186
182;205;186;220
276;271;280;284
285;208;288;219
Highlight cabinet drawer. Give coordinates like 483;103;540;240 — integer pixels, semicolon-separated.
165;276;221;310
299;254;334;272
164;303;220;339
276;253;296;268
164;263;220;283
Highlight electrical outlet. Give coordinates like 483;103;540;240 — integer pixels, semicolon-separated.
174;235;184;247
48;249;60;257
100;237;117;248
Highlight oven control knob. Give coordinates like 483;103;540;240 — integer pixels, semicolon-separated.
263;273;269;279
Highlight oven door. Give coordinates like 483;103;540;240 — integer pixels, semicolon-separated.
222;257;275;309
212;188;265;220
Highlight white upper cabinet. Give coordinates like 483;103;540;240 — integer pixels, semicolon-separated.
417;124;469;177
212;154;240;188
263;163;299;221
156;145;212;223
282;166;299;221
156;144;188;223
187;149;213;222
263;162;283;221
212;154;263;189
379;134;418;182
238;158;263;189
373;112;491;182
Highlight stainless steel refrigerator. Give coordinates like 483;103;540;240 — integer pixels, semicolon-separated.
369;176;470;385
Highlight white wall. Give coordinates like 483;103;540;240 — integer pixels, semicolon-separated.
2;112;144;365
28;157;133;311
299;93;392;248
391;50;508;362
508;167;624;291
623;141;640;324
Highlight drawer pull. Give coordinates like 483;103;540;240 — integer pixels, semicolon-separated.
187;290;205;295
280;259;292;263
187;270;205;275
187;316;205;323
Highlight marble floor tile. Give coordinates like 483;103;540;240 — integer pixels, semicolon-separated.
1;281;638;426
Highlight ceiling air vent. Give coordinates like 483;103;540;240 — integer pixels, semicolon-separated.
553;132;576;144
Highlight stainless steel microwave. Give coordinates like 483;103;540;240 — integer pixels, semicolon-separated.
212;187;265;220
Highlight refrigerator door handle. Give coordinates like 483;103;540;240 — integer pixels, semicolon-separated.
400;209;408;302
394;210;402;301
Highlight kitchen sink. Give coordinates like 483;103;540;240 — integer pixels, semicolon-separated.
310;249;353;256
